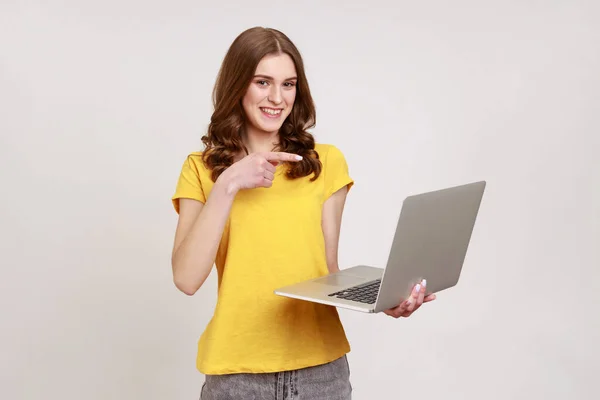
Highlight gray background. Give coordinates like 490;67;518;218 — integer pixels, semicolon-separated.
1;1;598;399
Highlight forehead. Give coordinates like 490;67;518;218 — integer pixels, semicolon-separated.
255;53;297;79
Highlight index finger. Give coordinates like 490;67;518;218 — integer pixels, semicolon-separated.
263;152;303;162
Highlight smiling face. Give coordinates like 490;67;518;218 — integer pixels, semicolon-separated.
241;52;298;137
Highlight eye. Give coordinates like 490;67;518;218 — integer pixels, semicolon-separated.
256;80;268;86
284;81;296;88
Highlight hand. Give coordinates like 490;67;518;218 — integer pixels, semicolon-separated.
383;279;436;319
218;151;303;193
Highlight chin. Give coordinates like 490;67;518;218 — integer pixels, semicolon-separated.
254;116;287;133
259;123;284;133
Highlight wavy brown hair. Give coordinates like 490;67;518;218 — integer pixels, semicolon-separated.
200;27;322;182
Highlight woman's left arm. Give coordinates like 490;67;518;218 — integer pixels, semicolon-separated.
321;186;349;273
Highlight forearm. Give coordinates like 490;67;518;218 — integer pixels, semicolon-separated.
322;186;348;274
172;181;236;295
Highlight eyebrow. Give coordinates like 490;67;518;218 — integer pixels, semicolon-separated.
254;74;298;81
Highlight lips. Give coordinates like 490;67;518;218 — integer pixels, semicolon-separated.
260;107;282;118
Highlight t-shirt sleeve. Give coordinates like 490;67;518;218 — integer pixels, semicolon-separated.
324;145;354;200
172;154;207;213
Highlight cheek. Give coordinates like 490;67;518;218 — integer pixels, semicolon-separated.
241;97;250;114
284;90;297;107
242;89;259;114
244;86;262;103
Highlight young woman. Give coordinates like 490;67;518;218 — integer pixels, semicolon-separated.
171;26;435;400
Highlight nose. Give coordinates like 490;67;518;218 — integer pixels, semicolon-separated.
268;86;282;105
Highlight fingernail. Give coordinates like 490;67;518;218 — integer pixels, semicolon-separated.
422;279;427;288
415;284;421;293
295;155;303;160
406;298;412;305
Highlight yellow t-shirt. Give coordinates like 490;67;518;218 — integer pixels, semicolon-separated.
171;143;354;375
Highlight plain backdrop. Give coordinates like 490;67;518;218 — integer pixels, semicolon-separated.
1;1;598;399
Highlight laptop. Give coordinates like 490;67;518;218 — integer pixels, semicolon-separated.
274;181;486;313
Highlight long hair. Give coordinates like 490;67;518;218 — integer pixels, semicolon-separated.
200;27;322;182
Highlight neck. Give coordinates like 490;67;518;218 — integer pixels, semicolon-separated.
242;126;280;155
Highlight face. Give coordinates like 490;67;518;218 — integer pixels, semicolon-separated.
241;53;297;136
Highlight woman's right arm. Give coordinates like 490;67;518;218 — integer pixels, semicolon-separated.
170;151;302;295
171;180;237;295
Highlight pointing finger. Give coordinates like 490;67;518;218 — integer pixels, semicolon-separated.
264;152;303;162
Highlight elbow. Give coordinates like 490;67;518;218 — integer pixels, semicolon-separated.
173;275;200;296
171;252;212;296
171;255;196;295
180;287;198;296
172;262;209;296
171;263;201;296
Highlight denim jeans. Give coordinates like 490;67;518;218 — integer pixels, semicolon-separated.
200;355;352;400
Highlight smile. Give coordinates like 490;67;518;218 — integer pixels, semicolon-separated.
260;107;282;116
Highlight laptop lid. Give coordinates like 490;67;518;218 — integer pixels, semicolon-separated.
373;181;486;312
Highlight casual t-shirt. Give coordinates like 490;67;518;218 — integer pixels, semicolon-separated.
171;143;354;375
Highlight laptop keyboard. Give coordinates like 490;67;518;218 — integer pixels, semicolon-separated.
328;279;381;304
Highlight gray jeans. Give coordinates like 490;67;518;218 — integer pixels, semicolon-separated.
200;355;352;400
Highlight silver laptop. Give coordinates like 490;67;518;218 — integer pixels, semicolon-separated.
274;181;486;313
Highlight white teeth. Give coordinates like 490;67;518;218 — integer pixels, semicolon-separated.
261;108;281;115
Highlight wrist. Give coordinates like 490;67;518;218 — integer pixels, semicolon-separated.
214;173;239;198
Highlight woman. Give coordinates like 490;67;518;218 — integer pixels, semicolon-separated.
171;26;435;400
